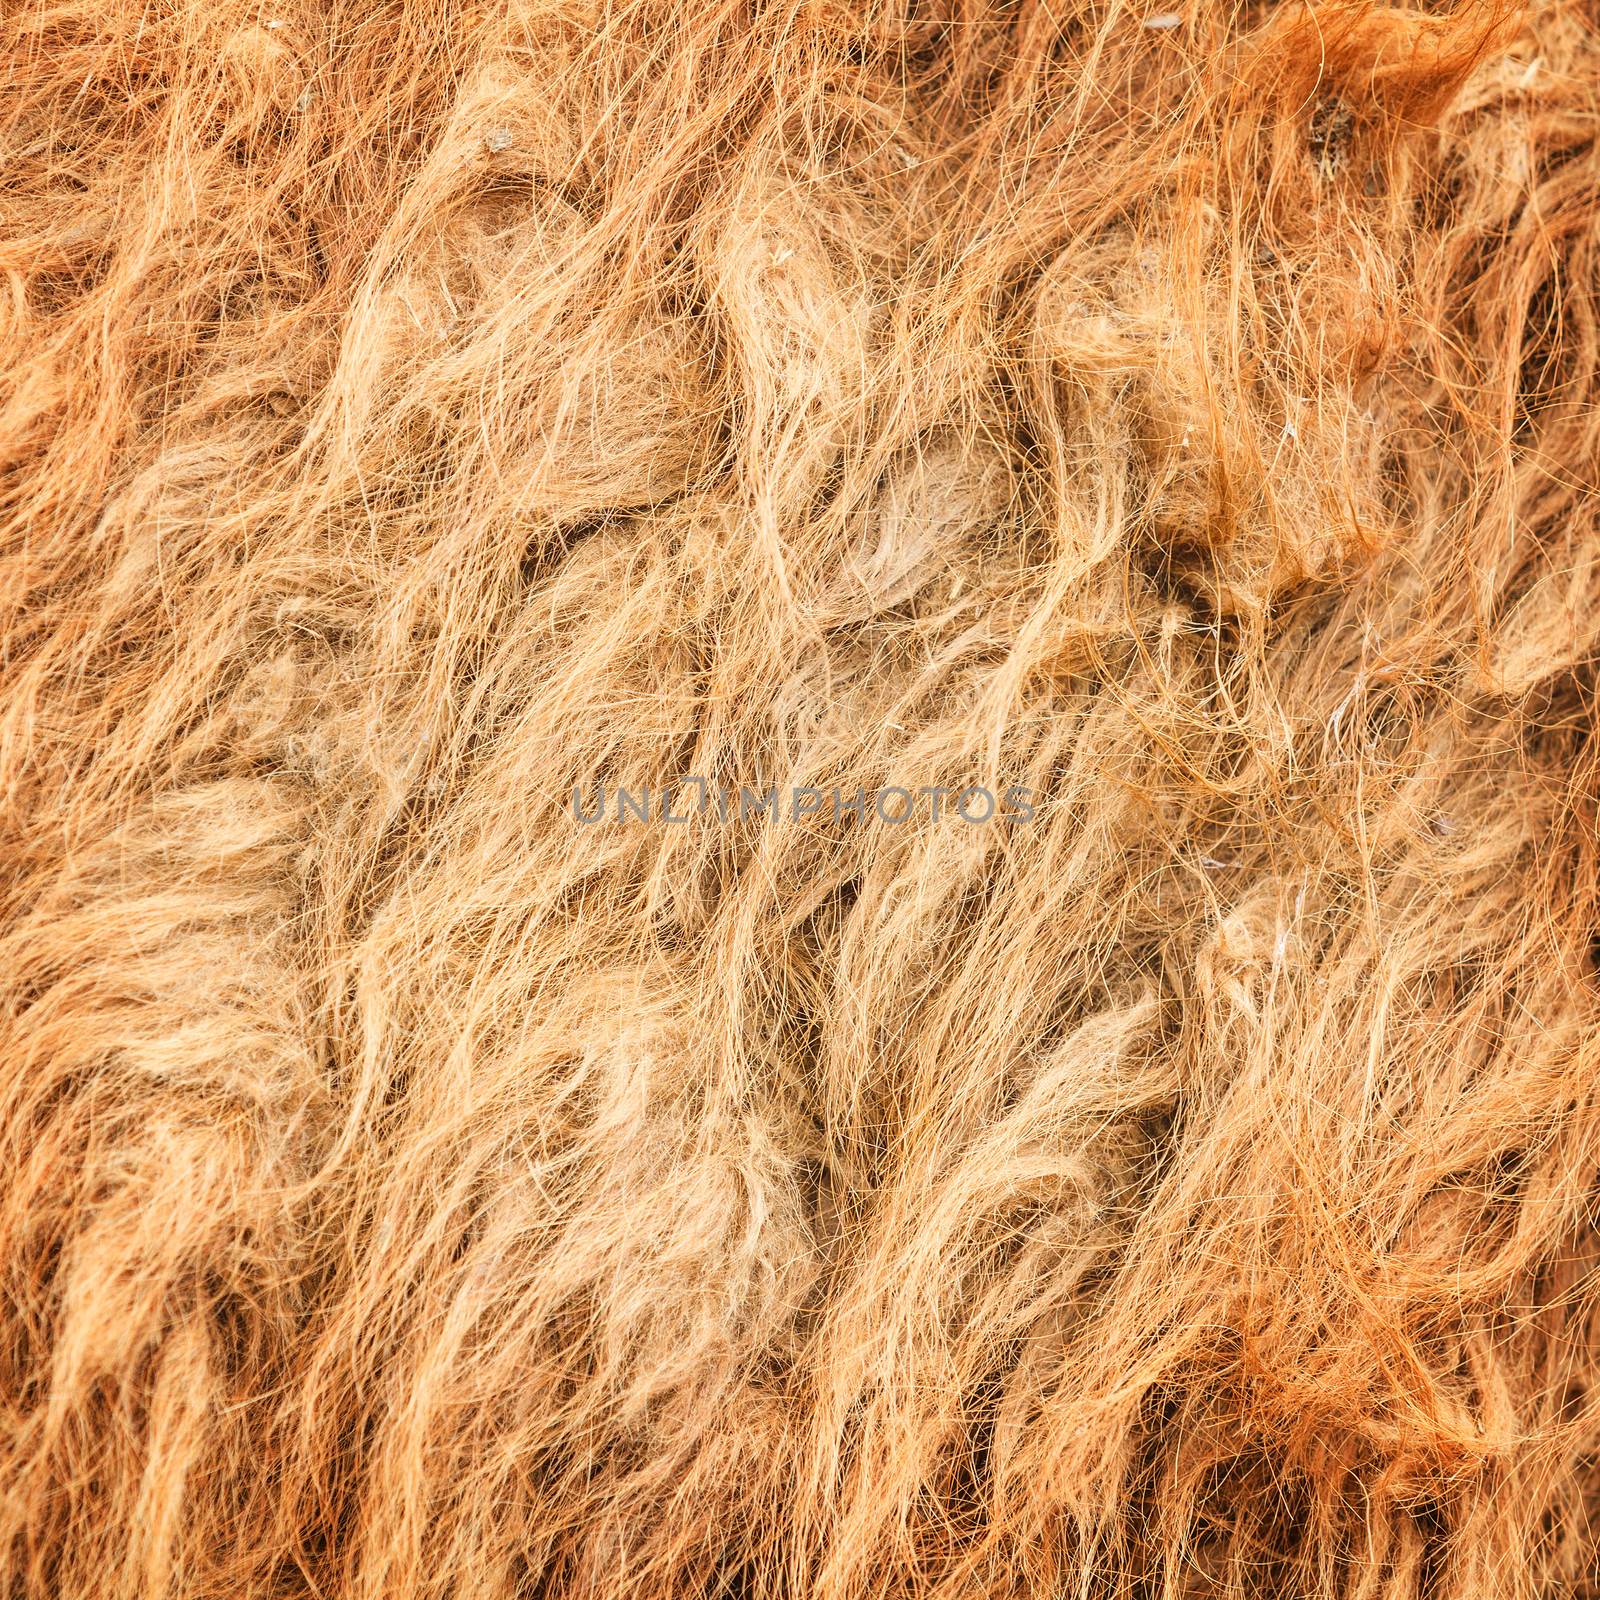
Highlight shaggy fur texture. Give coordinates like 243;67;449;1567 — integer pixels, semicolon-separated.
4;0;1600;1594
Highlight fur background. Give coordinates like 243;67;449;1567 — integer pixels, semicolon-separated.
3;0;1600;1595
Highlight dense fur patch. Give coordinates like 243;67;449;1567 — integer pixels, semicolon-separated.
3;1;1600;1596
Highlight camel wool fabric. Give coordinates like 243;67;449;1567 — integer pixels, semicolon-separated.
4;0;1600;1595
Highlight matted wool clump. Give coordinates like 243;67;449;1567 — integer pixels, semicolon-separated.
3;0;1599;1596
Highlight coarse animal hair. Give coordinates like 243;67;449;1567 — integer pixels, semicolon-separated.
3;0;1600;1596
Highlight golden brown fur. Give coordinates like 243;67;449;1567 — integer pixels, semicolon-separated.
3;0;1600;1594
